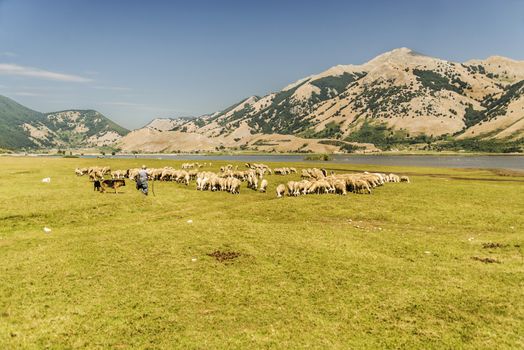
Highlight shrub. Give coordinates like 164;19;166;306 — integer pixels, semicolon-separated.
304;154;332;161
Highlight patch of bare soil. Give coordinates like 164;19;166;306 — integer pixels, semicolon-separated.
489;168;524;177
207;250;242;263
482;242;508;249
471;256;501;264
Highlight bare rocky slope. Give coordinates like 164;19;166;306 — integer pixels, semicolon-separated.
119;48;524;153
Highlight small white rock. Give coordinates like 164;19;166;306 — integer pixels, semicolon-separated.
43;227;52;233
424;251;431;254
187;220;193;224
191;257;197;262
41;177;51;183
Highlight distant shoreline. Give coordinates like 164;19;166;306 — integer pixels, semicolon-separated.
2;152;523;171
2;150;524;157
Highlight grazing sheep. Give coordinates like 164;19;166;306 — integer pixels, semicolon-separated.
354;179;372;194
247;173;258;190
89;169;104;181
259;179;268;193
286;181;296;196
111;170;126;179
79;163;408;198
208;176;217;191
334;180;347;195
276;184;286;198
75;168;88;176
388;173;400;183
292;181;303;196
230;178;241;194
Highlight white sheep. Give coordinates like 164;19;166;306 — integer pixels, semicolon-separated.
259;179;268;193
276;184;286;198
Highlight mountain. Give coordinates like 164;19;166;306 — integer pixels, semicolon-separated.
119;48;524;153
0;95;47;149
144;117;196;131
0;95;129;149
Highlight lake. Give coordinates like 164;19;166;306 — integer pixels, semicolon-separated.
73;154;524;171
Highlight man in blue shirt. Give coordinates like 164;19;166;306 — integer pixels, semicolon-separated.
136;165;149;196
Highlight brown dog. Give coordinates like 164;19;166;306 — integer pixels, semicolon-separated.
97;179;126;193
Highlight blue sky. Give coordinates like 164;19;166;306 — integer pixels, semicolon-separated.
0;0;523;129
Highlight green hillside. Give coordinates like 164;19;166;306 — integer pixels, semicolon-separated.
0;95;45;149
0;95;129;150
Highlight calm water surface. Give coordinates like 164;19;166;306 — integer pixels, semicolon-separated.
72;154;524;170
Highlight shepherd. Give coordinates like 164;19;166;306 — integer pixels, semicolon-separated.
136;165;149;196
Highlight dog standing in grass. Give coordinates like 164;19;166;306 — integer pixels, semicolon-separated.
94;179;126;193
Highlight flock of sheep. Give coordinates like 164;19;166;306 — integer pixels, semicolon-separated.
75;162;409;197
277;170;409;197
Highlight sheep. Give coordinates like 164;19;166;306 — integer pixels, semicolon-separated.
75;168;88;176
79;164;409;198
276;184;286;198
334;180;347;195
316;179;331;194
150;168;165;180
181;162;201;169
247;173;258;190
307;168;325;179
127;168;140;180
274;167;297;175
189;170;198;178
259;179;268;193
218;177;227;191
286;181;296;196
196;176;206;190
388;173;400;183
210;176;220;191
160;169;175;181
354;179;372;194
292;181;302;196
111;170;126;179
88;168;105;181
230;178;241;194
300;180;313;195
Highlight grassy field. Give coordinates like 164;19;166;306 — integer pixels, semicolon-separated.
0;157;523;349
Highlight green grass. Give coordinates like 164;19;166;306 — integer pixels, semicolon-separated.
1;157;523;349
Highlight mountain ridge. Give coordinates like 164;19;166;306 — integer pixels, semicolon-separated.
0;95;129;149
118;47;523;153
2;48;523;153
